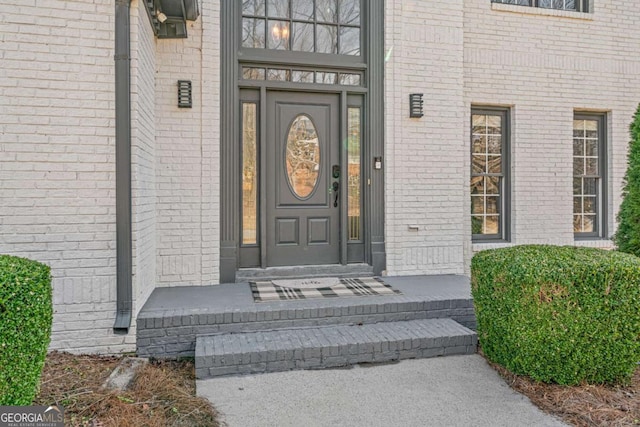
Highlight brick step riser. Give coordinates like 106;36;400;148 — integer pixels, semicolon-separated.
194;319;478;379
137;302;475;358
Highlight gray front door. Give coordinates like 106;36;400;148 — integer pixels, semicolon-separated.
266;91;340;266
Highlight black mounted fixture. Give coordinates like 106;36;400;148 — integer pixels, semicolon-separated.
178;80;192;108
409;93;424;118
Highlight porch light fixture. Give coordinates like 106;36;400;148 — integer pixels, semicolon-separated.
178;80;192;108
409;93;424;118
156;10;168;23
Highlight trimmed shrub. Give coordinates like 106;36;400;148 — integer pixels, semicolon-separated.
0;255;52;405
615;103;640;257
472;245;640;385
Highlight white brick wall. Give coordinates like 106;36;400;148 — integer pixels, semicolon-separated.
2;0;639;352
131;1;157;314
154;2;220;286
464;0;640;268
384;0;467;276
0;0;134;353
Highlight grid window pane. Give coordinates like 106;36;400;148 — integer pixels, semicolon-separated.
472;135;486;154
268;20;290;50
470;176;484;195
583;178;597;195
582;215;595;233
316;71;337;84
585;139;598;157
242;0;361;57
539;0;577;10
267;0;290;18
339;73;361;85
573;177;582;194
243;0;266;16
486;196;499;214
317;24;338;54
573;157;584;175
242;67;266;80
492;0;531;5
292;70;314;83
573;117;602;235
267;68;289;80
339;0;360;24
485;216;499;234
583;197;597;214
487;155;502;174
486;176;500;194
573;138;583;156
292;0;314;20
472;216;483;235
339;26;360;55
472;155;487;174
487;136;502;154
573;197;582;214
471;196;485;214
242;18;266;48
492;0;583;11
316;0;338;22
292;22;314;52
471;111;506;239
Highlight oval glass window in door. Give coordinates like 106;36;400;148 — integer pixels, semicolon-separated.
286;115;320;199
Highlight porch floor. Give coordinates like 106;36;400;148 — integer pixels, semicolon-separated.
140;274;472;314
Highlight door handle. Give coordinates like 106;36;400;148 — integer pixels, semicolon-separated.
332;181;340;207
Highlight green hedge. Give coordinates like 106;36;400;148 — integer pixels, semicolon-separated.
472;245;640;385
0;255;52;405
615;103;640;257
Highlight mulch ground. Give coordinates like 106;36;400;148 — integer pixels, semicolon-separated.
486;358;640;426
34;351;222;427
35;350;639;426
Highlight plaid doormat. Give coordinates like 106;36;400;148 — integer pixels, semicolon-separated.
250;277;401;302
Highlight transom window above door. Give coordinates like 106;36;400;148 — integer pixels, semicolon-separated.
242;0;361;56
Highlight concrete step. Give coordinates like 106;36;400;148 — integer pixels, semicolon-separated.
195;318;477;379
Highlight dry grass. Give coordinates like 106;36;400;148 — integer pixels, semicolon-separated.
486;357;640;427
35;351;222;427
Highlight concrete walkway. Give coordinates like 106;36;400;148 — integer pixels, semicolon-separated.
197;354;567;427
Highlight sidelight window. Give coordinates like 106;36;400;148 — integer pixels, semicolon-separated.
242;103;259;245
348;107;362;241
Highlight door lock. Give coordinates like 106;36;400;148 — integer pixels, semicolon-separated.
332;165;341;179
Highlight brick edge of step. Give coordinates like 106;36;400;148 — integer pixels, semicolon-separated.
195;319;478;379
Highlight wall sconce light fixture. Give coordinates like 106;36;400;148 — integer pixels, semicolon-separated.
178;80;192;108
409;93;424;118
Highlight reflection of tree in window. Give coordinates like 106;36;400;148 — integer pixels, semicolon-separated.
348;107;361;240
471;113;503;237
242;0;361;55
286;116;320;198
242;104;258;244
